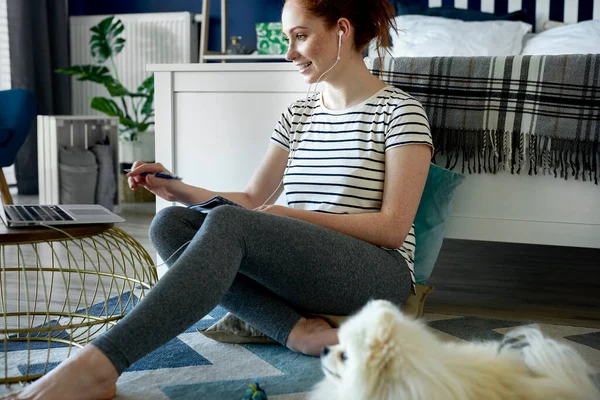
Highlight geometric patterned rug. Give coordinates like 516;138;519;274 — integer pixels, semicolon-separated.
2;299;599;399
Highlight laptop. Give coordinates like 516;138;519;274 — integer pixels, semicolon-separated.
0;195;125;228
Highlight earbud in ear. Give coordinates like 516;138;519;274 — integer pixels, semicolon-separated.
337;30;343;60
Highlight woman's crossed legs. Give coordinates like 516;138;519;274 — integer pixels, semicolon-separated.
2;205;411;399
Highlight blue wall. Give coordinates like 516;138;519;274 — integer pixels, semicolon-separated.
69;0;285;52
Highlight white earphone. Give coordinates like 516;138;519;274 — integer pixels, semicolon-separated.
337;30;343;60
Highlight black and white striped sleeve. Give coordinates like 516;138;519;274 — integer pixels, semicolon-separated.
385;98;433;152
270;104;294;151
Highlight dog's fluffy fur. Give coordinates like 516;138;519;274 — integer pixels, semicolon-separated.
310;300;599;400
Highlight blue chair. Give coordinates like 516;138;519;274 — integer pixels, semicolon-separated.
0;89;36;205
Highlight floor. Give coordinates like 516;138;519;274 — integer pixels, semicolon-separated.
428;239;600;328
8;190;600;329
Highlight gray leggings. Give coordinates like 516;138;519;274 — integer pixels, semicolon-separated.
92;205;411;374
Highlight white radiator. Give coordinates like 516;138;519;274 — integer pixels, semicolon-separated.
69;12;198;116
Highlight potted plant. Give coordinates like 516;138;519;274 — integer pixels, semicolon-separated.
56;16;154;161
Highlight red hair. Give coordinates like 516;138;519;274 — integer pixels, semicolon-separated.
287;0;397;53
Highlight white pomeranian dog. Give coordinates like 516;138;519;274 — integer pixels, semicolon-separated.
310;300;599;400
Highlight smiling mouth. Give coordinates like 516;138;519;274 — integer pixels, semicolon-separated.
322;365;341;379
297;61;312;70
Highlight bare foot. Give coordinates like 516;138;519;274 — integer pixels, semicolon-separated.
286;317;338;356
0;344;118;400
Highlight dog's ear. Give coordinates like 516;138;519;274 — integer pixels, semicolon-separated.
365;309;400;371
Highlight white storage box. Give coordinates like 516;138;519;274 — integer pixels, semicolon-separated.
37;115;120;209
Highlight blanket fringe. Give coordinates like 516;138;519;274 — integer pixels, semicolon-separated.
432;129;599;185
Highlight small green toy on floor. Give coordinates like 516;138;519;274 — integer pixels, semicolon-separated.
244;382;268;399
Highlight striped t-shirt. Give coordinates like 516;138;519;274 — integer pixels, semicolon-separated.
270;85;433;291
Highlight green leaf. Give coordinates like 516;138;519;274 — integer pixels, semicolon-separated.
90;16;126;63
137;75;154;94
103;80;131;97
55;65;111;84
137;122;151;132
91;97;137;128
55;65;131;97
141;96;154;117
136;75;154;117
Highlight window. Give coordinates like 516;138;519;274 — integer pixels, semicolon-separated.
0;0;10;90
0;0;12;187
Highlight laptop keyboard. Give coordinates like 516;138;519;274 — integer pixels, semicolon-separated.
10;205;75;222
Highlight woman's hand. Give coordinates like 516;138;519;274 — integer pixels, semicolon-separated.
254;204;295;217
127;161;181;201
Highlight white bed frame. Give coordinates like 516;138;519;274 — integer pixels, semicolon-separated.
148;62;600;249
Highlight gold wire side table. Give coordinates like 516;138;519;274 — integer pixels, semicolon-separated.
0;223;158;384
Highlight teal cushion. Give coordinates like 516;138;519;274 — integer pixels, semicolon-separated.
413;164;465;284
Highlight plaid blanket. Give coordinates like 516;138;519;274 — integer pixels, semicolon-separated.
366;55;600;184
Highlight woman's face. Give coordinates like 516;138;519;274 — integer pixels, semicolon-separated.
282;0;341;84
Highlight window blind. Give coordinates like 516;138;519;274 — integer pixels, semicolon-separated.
0;0;10;90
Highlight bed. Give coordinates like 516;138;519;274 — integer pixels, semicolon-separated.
147;1;600;249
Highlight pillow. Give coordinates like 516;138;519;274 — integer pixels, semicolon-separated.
522;20;600;55
199;312;277;344
394;0;526;22
413;163;465;284
198;284;435;344
542;20;566;31
391;15;532;57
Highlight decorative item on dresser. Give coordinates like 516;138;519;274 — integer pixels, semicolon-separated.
198;0;288;63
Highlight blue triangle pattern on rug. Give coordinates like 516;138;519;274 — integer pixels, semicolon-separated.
74;291;139;317
120;305;225;372
427;316;534;342
7;320;70;352
158;306;323;399
565;331;600;351
17;361;61;376
127;337;211;372
123;306;232;373
7;293;140;354
161;344;323;400
12;293;140;374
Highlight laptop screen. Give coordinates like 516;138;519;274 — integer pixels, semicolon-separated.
0;194;10;226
